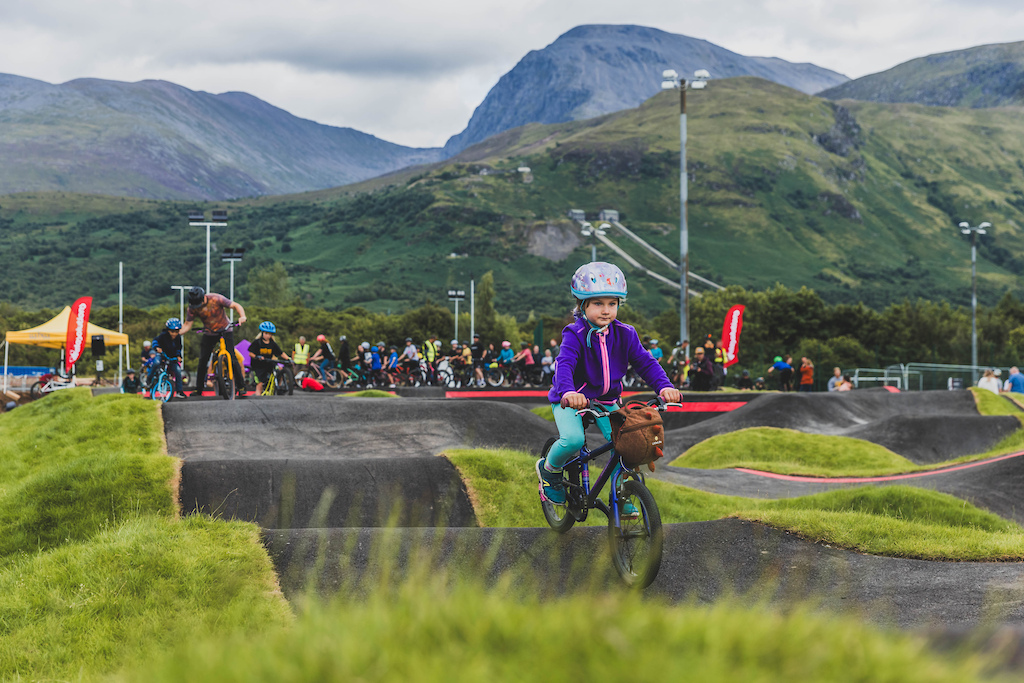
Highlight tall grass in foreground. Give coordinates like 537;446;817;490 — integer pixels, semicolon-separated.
448;449;1024;560
115;564;1003;683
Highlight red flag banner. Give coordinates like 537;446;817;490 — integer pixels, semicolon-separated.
720;304;745;368
65;296;93;373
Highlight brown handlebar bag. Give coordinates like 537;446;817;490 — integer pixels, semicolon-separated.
609;401;665;470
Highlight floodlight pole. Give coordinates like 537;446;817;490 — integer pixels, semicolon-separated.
470;279;475;340
960;221;990;382
189;219;228;293
171;285;192;365
679;81;689;359
118;262;123;386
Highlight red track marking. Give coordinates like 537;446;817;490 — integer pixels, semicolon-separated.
734;450;1024;483
444;390;749;414
666;402;747;412
882;386;901;393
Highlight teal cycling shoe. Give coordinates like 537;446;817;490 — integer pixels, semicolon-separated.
621;500;640;520
536;458;566;505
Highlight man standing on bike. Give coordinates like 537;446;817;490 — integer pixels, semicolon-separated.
180;286;247;397
249;321;290;396
153;317;187;399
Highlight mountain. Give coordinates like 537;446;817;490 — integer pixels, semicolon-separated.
5;77;1024;317
0;74;443;200
819;41;1024;107
443;24;848;155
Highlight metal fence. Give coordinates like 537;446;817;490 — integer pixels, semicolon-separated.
849;363;1000;391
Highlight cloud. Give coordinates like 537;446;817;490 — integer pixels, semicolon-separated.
1;0;1023;146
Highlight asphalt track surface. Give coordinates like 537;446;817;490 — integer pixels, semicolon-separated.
163;389;1024;662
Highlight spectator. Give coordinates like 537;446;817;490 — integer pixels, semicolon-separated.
688;347;714;392
1006;367;1024;394
827;367;843;392
753;376;767;391
121;368;142;394
541;349;554;376
736;369;753;391
549;338;560;358
798;357;814;392
837;374;853;392
977;369;1001;395
649;339;663;363
669;340;688;386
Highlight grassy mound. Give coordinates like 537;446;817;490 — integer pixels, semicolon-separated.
448;449;1024;560
530;405;554;422
970;387;1024;417
340;389;397;398
0;389;291;680
671;427;918;477
117;572;996;683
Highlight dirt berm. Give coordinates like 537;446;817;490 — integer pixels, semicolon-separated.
666;389;1021;463
165;396;557;527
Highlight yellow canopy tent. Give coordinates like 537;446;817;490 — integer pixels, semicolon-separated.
3;306;130;392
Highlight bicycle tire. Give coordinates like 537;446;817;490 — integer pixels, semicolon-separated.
323;368;341;389
539;438;577;533
181;369;191;387
608;479;663;589
153;375;173;403
275;368;293;396
215;356;234;400
29;381;43;400
484;366;504;387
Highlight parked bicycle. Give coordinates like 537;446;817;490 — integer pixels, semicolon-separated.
29;372;74;399
538;398;679;588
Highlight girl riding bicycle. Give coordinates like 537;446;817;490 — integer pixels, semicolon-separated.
537;262;681;505
249;321;291;395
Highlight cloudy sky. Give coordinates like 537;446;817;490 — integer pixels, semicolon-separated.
1;0;1022;148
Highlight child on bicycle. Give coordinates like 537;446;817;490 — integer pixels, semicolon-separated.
249;321;290;395
537;262;681;506
153;318;187;399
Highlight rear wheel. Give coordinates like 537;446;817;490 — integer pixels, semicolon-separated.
323;368;341;389
29;381;43;400
608;479;663;589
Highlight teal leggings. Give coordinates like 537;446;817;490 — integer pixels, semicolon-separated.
545;403;613;470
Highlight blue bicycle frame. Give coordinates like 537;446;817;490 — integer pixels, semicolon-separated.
560;432;642;529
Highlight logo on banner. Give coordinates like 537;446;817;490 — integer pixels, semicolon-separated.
720;304;745;368
65;296;93;373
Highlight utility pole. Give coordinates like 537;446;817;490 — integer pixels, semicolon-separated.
959;221;990;382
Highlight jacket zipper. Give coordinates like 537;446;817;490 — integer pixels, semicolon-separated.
598;330;610;396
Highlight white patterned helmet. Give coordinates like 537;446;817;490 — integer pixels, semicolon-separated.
570;262;627;300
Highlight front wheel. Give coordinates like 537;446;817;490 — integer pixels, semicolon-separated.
215;356;234;400
275;368;294;395
151;374;173;402
29;381;43;400
484;366;504;387
609;479;663;589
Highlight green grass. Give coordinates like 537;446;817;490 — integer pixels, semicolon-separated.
0;388;292;680
340;389;397;398
670;426;920;477
115;573;999;683
447;448;1024;560
0;387;173;557
970;386;1024;417
530;404;554;422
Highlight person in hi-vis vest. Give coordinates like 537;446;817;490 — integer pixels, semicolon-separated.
293;336;310;370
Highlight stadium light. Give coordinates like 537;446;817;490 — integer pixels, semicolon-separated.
959;221;991;381
187;210;229;293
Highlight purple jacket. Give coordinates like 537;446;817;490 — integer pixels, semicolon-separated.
548;318;673;403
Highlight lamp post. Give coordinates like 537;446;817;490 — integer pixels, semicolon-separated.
188;210;228;293
959;221;990;380
579;221;607;262
448;289;466;342
663;68;709;360
220;248;245;321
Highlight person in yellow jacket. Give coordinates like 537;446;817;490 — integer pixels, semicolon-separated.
422;334;438;384
293;336;310;371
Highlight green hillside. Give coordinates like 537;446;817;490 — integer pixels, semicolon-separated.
3;77;1024;316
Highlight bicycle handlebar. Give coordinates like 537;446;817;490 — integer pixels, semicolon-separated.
575;397;682;419
190;322;242;334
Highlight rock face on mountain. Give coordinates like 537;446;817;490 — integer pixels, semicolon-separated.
444;24;848;155
0;74;443;200
820;41;1024;108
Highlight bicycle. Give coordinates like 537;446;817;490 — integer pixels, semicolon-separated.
149;356;182;403
192;322;242;400
302;360;341;388
29;372;74;399
538;398;679;588
258;360;295;396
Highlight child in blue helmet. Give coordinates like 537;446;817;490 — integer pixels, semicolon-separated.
537;262;681;506
153;317;187;398
249;321;290;395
